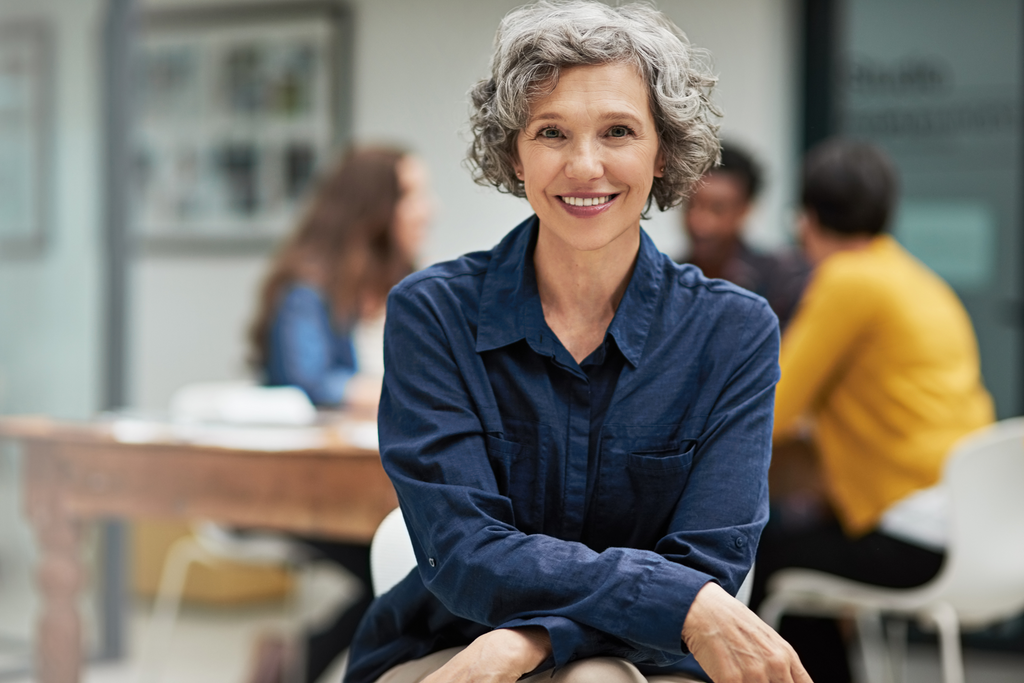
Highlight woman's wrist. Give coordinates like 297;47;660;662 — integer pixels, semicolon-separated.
681;581;811;682
490;626;552;674
681;581;724;650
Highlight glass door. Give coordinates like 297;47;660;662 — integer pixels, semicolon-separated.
832;0;1023;418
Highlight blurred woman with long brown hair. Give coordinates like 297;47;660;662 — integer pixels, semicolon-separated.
248;145;432;682
251;146;432;410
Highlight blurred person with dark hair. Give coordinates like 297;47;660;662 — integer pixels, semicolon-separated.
248;146;433;682
681;142;808;328
749;139;994;683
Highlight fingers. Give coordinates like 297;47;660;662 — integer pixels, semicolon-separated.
792;659;815;683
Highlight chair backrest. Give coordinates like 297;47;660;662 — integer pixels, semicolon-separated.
370;507;418;596
939;417;1024;624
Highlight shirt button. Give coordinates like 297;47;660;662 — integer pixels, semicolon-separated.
734;536;746;548
428;557;436;567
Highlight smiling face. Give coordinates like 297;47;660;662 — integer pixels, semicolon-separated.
513;62;664;254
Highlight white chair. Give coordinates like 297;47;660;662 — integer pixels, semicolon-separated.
136;381;318;683
736;564;755;607
136;523;310;682
370;507;418;596
758;418;1024;683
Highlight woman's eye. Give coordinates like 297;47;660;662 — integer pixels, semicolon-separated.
539;128;561;139
608;126;631;138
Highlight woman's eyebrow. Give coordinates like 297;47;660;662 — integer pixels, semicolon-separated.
597;111;645;126
524;111;564;124
525;110;647;126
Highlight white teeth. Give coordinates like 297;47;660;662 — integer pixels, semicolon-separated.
562;195;611;207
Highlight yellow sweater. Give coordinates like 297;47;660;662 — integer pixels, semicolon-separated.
774;235;994;536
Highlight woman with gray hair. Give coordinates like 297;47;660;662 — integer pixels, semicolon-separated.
344;2;809;682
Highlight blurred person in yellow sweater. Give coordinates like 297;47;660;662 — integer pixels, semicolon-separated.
749;139;994;683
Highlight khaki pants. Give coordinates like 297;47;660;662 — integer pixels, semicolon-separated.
374;646;702;683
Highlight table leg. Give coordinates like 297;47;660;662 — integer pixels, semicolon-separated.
97;520;127;661
25;445;84;683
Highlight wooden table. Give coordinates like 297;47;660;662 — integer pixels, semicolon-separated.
0;415;398;683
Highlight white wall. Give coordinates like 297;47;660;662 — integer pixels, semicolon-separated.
0;0;104;419
129;258;267;408
660;0;800;254
131;0;800;409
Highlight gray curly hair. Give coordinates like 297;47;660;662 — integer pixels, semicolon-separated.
467;0;722;212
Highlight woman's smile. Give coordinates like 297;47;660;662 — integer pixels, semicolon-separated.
558;193;619;216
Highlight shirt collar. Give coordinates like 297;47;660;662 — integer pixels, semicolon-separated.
607;229;663;368
475;215;664;368
475;215;540;354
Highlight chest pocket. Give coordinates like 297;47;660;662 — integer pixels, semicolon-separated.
484;420;551;534
591;421;704;549
628;443;696;475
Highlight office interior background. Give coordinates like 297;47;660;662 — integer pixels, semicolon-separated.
0;0;1021;679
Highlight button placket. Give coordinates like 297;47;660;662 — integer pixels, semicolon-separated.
561;374;591;539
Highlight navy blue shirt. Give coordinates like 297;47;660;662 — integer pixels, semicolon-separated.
265;284;357;405
344;216;779;683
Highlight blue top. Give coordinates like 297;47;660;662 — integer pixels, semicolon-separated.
265;284;357;406
344;216;779;683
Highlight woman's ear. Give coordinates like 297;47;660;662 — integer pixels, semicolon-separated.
654;148;666;178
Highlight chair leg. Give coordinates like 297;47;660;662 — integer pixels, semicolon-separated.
923;603;964;683
285;561;308;683
855;610;892;683
135;537;218;683
885;618;908;683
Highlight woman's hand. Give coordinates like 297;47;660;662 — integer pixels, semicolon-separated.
682;582;813;683
421;627;551;683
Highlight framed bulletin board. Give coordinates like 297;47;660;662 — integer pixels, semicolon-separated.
134;2;352;253
0;19;52;257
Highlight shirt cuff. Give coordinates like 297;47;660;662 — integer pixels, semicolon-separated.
497;615;602;672
632;558;717;656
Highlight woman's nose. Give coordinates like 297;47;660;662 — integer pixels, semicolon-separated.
565;139;604;180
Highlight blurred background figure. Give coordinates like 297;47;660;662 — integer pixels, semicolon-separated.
250;146;431;413
751;139;995;683
246;146;432;683
680;143;809;328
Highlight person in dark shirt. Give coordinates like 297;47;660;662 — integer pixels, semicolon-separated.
680;143;809;328
344;3;811;683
